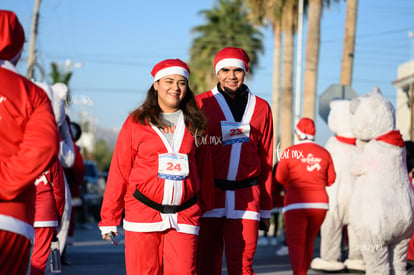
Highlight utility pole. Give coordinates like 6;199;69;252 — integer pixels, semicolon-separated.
26;0;42;80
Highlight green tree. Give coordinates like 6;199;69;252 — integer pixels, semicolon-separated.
94;139;113;172
189;0;264;94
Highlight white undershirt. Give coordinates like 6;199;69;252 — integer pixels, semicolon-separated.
160;110;182;145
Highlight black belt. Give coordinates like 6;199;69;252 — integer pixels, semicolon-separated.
133;189;197;214
214;177;259;190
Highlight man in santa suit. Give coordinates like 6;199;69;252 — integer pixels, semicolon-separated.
99;59;215;274
0;10;59;275
195;47;274;275
276;118;336;275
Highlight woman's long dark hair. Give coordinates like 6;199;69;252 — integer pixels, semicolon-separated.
131;83;207;136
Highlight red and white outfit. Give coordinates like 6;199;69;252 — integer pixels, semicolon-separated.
195;86;273;274
0;10;59;275
276;118;336;275
99;57;214;275
99;113;214;274
30;160;66;275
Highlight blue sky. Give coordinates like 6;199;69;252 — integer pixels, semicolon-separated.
3;0;414;145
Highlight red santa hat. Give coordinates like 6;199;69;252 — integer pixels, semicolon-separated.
151;59;190;83
214;47;250;74
296;117;315;140
0;10;25;61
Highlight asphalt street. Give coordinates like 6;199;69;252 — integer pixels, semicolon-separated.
60;221;365;275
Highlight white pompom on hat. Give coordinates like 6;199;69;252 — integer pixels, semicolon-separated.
151;59;190;83
214;47;250;75
296;117;316;140
35;82;68;127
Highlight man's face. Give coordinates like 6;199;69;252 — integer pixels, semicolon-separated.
217;66;245;96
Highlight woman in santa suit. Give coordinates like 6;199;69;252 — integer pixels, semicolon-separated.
276;118;336;275
99;59;214;275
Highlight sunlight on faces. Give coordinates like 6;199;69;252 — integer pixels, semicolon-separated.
217;66;246;96
154;74;187;113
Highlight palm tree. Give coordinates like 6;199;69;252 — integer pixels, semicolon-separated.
242;0;301;157
302;0;323;120
189;0;264;94
279;0;297;151
242;0;284;163
302;0;343;120
340;0;358;86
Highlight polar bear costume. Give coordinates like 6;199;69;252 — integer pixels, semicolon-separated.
348;88;414;274
311;99;365;272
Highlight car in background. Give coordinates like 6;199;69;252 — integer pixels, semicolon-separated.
82;160;106;221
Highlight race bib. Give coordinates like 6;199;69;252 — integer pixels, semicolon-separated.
158;153;189;180
221;121;250;146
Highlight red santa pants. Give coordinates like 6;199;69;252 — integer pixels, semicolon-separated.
197;217;259;275
284;208;327;275
0;230;32;275
30;227;54;275
125;229;197;275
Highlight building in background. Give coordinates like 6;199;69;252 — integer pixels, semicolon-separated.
393;60;414;141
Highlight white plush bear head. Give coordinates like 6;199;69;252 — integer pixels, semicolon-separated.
35;82;68;127
327;99;353;138
349;87;395;141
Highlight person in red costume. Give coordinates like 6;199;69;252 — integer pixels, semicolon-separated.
29;82;68;275
276;118;336;275
30;161;66;275
99;59;214;275
195;47;274;275
0;10;59;275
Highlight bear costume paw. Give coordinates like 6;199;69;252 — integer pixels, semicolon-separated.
310;257;345;271
344;258;365;272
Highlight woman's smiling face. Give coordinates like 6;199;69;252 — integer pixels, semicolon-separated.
154;74;187;113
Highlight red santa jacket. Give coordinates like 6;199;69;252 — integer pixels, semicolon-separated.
276;140;336;212
99;113;214;235
0;66;59;241
195;87;274;220
34;160;66;228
